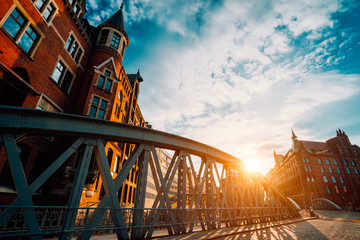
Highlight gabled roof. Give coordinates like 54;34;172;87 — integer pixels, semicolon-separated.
127;70;143;88
300;140;334;153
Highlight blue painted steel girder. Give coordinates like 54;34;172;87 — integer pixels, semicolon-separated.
0;106;244;166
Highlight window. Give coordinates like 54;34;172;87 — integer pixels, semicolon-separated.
329;167;332;173
326;159;330;164
110;32;121;49
88;96;108;119
115;104;120;118
318;159;321;164
65;34;83;64
302;158;305;163
98;29;109;45
326;187;331;193
35;0;47;10
51;60;74;93
68;0;82;17
340;177;344;183
343;186;347;192
36;95;61;112
308;166;312;172
337;168;340;173
321;167;324;173
97;70;113;91
307;176;310;182
351;161;355;166
113;155;120;172
118;91;122;101
343;160;347;165
355;168;358;174
43;3;55;22
323;176;328;182
332;176;336;183
304;166;308;172
347;168;350;174
34;0;57;23
334;159;337;165
306;158;309;163
1;8;40;55
70;42;79;57
311;176;315;182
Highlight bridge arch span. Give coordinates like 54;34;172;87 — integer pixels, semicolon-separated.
311;198;342;210
0;106;300;240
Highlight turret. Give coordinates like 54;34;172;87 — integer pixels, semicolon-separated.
95;3;129;65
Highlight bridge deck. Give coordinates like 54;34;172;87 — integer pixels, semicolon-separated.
84;217;316;240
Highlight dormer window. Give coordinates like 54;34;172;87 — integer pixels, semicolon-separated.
110;32;121;49
98;30;109;45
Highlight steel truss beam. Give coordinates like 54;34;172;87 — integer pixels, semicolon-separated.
0;106;299;239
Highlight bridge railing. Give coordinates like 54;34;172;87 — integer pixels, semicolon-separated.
0;106;299;240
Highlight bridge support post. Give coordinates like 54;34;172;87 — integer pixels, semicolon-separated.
2;133;43;240
176;154;187;233
131;146;150;239
59;140;94;240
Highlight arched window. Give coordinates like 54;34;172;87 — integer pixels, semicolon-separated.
326;159;330;164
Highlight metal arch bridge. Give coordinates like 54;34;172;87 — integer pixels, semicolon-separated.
0;106;299;240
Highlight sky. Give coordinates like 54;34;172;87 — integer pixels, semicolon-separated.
85;0;360;175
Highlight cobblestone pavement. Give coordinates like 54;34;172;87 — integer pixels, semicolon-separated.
218;218;360;240
79;210;360;240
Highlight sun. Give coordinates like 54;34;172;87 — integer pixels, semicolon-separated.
245;160;257;172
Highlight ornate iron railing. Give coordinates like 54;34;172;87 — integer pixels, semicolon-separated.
0;106;299;239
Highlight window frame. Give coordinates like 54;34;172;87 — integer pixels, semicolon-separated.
65;32;84;65
50;58;75;94
32;0;58;24
96;70;113;92
110;32;121;49
0;5;43;57
88;95;109;119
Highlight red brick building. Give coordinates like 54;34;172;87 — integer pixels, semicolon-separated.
0;0;147;205
266;129;360;210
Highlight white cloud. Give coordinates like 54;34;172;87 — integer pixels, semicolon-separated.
119;0;360;174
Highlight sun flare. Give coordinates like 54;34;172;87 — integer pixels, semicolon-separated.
245;160;257;172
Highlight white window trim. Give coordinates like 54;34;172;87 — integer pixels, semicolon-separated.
32;0;59;26
65;31;84;65
50;56;75;94
0;3;44;58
